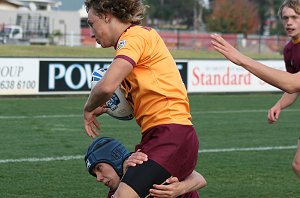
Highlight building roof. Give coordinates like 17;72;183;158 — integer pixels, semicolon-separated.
6;0;23;6
1;0;62;10
19;0;61;8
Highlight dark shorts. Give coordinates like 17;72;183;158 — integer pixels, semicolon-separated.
121;159;171;197
121;160;200;198
136;124;199;181
121;124;199;197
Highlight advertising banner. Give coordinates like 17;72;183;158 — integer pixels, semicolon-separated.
176;60;188;88
39;59;188;94
188;60;285;93
39;59;112;94
0;58;39;95
0;58;285;95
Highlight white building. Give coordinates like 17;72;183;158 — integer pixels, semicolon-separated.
0;0;80;46
0;0;62;11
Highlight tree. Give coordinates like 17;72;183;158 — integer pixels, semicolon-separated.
250;0;282;35
145;0;198;29
206;0;260;36
193;0;207;31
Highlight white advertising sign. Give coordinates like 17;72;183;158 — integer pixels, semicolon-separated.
0;58;287;95
188;60;285;93
0;58;39;95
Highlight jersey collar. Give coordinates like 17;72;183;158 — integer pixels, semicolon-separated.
114;25;135;50
292;36;300;44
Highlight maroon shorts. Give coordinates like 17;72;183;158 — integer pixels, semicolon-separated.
135;124;199;181
182;191;200;198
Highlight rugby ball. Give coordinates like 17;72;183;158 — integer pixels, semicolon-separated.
91;68;134;121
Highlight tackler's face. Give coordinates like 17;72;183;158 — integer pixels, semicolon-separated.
282;6;300;40
87;8;112;48
93;162;121;190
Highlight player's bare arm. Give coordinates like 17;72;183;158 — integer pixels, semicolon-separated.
211;34;300;94
124;151;206;197
124;150;148;170
268;92;299;123
83;59;133;137
149;171;207;198
293;139;300;179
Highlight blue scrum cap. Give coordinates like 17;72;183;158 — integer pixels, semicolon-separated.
84;137;130;177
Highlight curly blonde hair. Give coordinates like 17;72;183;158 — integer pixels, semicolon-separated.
278;0;300;18
84;0;147;25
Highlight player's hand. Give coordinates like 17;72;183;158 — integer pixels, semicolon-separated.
268;105;281;124
83;105;107;138
149;177;183;198
211;33;246;66
124;149;148;169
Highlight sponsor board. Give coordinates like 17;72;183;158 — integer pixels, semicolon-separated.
0;58;284;95
188;60;284;92
39;59;112;93
0;58;39;95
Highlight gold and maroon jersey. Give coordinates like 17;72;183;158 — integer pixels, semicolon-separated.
284;37;300;74
114;25;192;133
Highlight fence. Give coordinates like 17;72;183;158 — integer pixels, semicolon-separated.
0;26;289;54
79;28;289;54
156;30;289;54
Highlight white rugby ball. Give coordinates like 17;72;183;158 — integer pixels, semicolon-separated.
91;68;134;121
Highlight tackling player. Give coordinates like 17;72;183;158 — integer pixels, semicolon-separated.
85;137;207;197
211;0;300;179
83;0;200;197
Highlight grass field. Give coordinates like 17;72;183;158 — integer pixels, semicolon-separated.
0;93;299;198
0;44;283;59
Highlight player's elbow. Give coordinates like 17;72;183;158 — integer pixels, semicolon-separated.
199;175;207;189
280;82;300;94
283;75;300;93
97;83;117;96
202;177;207;187
284;86;299;94
292;160;300;178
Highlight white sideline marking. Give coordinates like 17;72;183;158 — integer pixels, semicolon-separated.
0;114;82;119
0;155;84;164
192;109;300;115
199;145;297;153
0;145;296;164
1;109;300;119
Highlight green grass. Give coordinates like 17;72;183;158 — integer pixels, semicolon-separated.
0;45;115;58
0;93;299;197
0;44;283;59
